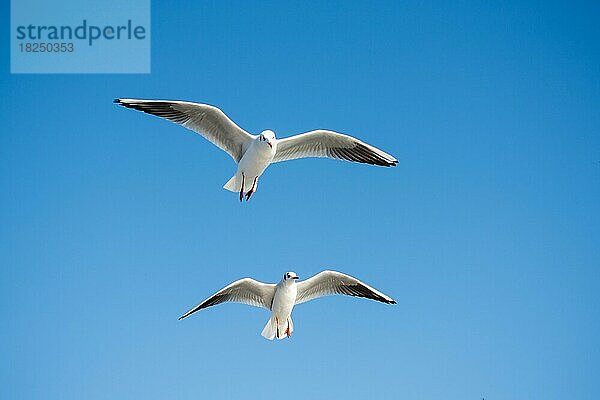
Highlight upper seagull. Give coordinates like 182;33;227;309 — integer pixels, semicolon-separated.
114;99;398;201
179;270;396;340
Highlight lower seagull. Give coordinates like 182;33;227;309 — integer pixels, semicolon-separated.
179;270;396;340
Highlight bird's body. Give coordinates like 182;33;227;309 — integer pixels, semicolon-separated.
223;130;277;200
179;270;396;340
262;275;298;339
115;99;398;201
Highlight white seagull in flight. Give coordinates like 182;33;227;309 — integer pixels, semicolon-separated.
114;99;398;201
179;270;396;340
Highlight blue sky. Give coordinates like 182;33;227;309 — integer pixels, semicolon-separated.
1;1;599;399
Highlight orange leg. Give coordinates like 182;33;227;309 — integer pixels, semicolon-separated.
245;176;258;201
239;173;245;202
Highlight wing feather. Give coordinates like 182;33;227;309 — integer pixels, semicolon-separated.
295;270;396;305
179;278;276;320
273;130;397;166
115;99;255;162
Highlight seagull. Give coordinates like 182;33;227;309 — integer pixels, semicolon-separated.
114;99;398;201
179;270;396;340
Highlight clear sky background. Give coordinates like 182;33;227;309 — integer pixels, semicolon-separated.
1;1;599;399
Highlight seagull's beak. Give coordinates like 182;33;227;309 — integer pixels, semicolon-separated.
292;276;299;280
267;141;273;149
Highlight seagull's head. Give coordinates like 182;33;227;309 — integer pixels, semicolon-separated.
258;130;276;149
283;271;299;283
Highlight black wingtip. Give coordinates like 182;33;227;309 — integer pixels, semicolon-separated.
390;300;397;304
114;98;122;104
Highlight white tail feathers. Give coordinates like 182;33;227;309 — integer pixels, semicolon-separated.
223;173;257;193
261;315;293;340
261;316;277;340
223;174;240;192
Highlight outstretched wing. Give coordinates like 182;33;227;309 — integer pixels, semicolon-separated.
115;98;255;162
179;278;276;320
273;130;397;166
295;270;396;305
